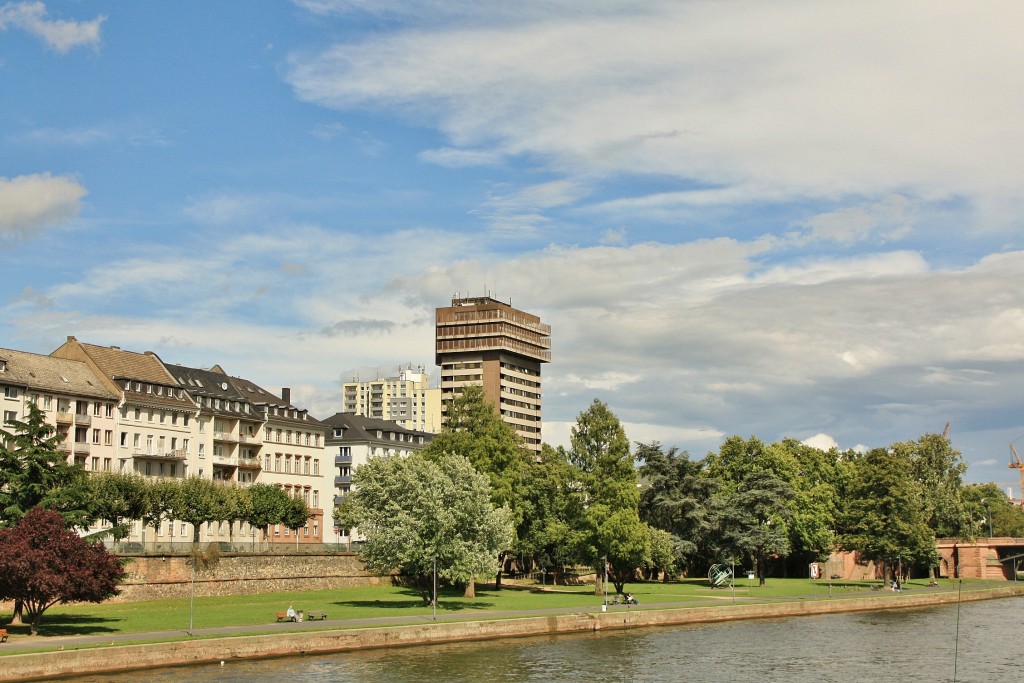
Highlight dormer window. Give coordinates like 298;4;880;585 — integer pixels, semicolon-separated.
0;359;6;372
376;430;383;439
333;428;343;437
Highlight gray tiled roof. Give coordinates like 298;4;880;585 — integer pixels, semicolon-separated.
320;412;433;446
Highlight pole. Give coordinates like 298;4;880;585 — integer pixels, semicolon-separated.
432;556;437;621
188;560;195;636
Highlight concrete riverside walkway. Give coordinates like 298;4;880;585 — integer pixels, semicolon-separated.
0;582;996;654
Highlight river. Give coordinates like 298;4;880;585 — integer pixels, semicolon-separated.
63;596;1020;682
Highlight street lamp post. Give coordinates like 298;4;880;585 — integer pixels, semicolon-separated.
432;556;437;621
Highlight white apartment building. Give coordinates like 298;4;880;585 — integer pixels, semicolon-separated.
342;366;442;433
321;412;433;544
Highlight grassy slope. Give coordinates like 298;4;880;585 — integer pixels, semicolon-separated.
0;577;969;641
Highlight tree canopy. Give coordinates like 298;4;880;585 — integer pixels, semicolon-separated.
0;507;125;634
340;451;513;605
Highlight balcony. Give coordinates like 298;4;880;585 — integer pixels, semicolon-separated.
213;431;238;443
238;433;260;445
238;457;262;470
73;413;91;426
72;442;91;454
56;411;73;424
334;474;353;486
132;448;188;461
335;452;353;465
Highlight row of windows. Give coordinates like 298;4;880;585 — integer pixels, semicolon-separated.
264;453;320;476
123;405;192;427
263;427;321;447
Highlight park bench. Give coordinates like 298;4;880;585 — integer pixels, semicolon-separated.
1;628;8;643
275;612;296;622
305;610;328;621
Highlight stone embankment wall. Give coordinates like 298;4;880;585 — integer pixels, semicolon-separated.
114;552;387;602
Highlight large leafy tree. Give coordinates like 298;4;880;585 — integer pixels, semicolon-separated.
718;470;794;586
570;399;649;595
836;447;938;580
0;508;125;634
516;444;588;581
339;452;513;605
637;442;715;574
895;432;969;538
0;402;92;529
423;385;530;588
282;495;311;546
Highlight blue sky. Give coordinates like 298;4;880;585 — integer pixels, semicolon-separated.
2;1;1023;491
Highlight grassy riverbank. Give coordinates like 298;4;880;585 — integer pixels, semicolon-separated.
1;576;980;644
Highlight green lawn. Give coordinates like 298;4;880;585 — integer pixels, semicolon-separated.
0;575;977;643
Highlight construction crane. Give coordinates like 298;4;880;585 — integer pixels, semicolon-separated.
1010;437;1024;500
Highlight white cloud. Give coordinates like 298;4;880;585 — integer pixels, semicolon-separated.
802;433;838;451
0;2;105;53
418;147;503;168
288;1;1024;229
0;173;86;239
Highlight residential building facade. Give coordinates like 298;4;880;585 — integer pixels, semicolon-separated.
341;366;442;433
435;295;551;452
0;347;120;473
321;412;433;544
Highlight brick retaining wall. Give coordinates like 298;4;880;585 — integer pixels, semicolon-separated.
113;552;388;602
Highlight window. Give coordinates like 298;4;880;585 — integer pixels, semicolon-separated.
199;443;205;458
275;454;282;471
265;427;272;441
92;428;100;444
105;404;113;418
159;411;166;424
305;433;311;446
313;459;320;476
91;457;98;471
303;457;310;475
103;458;111;471
333;428;343;437
183;414;190;427
2;410;16;426
105;430;113;446
44;395;52;410
265;454;271;470
313;491;319;508
147;409;154;423
183;438;190;454
4;387;19;399
93;402;101;416
120;431;128;446
134;407;141;420
133;433;141;449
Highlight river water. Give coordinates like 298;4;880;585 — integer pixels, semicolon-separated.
64;596;1020;683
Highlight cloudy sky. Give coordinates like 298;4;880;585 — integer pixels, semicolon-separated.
2;1;1023;491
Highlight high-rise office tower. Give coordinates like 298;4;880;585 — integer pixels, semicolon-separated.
435;296;551;452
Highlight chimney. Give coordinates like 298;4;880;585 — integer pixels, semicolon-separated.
281;387;291;404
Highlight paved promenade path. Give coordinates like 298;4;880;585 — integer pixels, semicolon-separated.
0;583;975;655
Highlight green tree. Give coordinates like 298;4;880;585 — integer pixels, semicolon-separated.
0;402;92;529
141;478;179;546
342;452;513;605
895;432;969;538
423;385;530;588
836;448;938;581
246;483;292;546
962;483;1024;538
220;484;253;546
174;477;227;544
637;442;715;573
88;472;147;542
718;470;794;586
569;399;648;595
516;444;588;582
282;495;311;548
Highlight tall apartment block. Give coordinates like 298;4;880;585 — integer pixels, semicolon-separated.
342;366;442;433
435;296;551;452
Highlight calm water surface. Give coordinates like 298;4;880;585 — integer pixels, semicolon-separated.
65;596;1021;682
